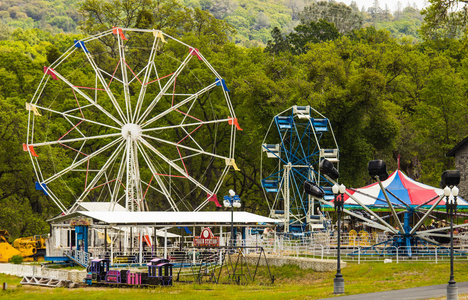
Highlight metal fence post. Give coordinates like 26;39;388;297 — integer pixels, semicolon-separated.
396;247;399;264
358;247;361;264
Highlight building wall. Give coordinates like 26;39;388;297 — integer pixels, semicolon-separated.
454;143;468;199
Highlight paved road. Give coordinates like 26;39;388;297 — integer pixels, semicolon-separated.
320;281;468;300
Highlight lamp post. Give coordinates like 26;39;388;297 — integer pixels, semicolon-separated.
333;183;346;295
441;170;460;300
445;185;458;300
317;159;345;294
224;189;241;250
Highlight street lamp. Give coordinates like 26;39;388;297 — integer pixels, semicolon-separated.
224;189;241;250
318;158;345;294
441;170;460;300
332;183;346;295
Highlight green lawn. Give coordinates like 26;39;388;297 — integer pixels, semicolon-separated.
2;261;468;299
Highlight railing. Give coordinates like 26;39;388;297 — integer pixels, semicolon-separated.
53;230;468;266
238;232;468;263
63;249;90;267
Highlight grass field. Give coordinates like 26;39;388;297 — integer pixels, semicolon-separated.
2;261;468;299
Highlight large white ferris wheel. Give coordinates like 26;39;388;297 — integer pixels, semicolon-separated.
24;28;241;214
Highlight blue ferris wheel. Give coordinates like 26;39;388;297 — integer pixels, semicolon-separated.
261;106;339;233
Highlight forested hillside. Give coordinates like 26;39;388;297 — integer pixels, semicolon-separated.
0;0;467;238
0;0;424;44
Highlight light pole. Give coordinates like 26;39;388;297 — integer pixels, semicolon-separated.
332;183;346;295
317;158;345;294
224;189;241;250
441;170;460;300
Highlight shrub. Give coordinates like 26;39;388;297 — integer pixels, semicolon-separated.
10;255;23;264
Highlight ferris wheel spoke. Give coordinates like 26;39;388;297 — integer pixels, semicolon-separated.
34;104;121;131
136;141;179;211
141;118;230;133
141;81;218;128
138;137;214;196
140;134;229;161
125;140;144;211
45;68;124;126
171;96;207;151
82;50;128;123
137;53;195;124
63;115;86;139
30;132;122;147
109;146;127;207
132;35;160;123
45;187;69;213
141;178;164;195
69;142;126;211
97;67;124;85
194;164;230;212
115;32;133;122
43;138;124;184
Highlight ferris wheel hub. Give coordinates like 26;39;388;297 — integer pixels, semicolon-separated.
121;123;142;140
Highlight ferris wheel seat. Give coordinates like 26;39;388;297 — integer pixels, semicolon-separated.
275;116;293;129
311;118;329;132
273;210;285;217
320;149;339;162
322;186;335;201
289;224;305;233
262;179;279;193
293;105;311;119
262;144;280;158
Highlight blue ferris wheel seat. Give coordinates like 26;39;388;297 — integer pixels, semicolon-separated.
312;118;329;132
275;116;293;129
261;179;279;193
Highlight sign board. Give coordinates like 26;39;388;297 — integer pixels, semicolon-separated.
70;216;92;226
193;227;219;247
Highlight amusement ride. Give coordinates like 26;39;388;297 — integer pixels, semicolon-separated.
24;28;241;214
261;105;339;232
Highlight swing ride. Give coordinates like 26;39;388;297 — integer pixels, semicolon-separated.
316;159;468;257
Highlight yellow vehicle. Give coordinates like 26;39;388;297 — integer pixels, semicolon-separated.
0;230;47;262
0;230;21;263
13;235;47;259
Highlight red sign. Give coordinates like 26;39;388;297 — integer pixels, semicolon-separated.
193;227;219;247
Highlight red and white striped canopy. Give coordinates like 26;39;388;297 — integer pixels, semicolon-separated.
343;170;467;207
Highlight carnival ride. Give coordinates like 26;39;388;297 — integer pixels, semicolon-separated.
261;106;339;232
316;159;468;257
85;257;173;286
24;28;241;214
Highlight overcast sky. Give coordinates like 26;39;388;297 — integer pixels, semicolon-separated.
338;0;429;12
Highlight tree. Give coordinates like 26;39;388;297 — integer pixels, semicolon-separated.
288;20;341;54
299;1;363;34
265;27;290;55
79;0;234;44
421;0;468;40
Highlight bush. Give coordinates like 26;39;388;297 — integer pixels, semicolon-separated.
9;255;23;264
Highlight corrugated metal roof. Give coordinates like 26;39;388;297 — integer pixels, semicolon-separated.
71;211;278;226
